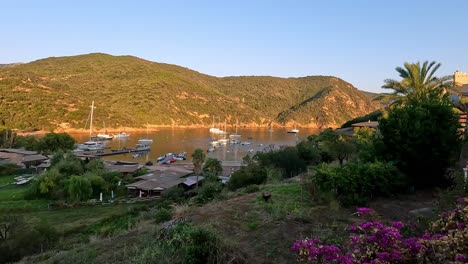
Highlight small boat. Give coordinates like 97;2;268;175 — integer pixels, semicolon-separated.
240;141;251;146
77;141;106;151
218;138;229;145
97;133;113;140
137;138;153;144
114;132;130;138
287;129;299;134
135;143;151;151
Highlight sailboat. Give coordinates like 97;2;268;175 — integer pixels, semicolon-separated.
97;121;113;140
76;101;105;151
209;116;225;134
137;123;153;144
229;118;241;144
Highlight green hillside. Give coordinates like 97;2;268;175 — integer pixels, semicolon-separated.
0;53;380;130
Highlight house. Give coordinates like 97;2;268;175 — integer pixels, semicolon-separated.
180;176;205;190
21;154;48;168
126;167;192;198
104;161;144;177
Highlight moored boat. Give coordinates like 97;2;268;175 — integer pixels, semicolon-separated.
114;132;130;138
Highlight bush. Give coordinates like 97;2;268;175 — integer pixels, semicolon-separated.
313;161;404;206
244;185;260;193
132;222;220;264
155;208;173;223
255;147;307;178
165;187;186;203
293;199;468;264
228;165;266;191
379;96;462;188
195;181;223;204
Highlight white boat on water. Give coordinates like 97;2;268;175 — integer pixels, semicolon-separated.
137;138;153;144
114;132;130;138
78;141;106;151
135;143;151;151
97;133;113;140
287;129;299;134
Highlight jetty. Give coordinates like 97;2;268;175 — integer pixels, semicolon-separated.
75;147;149;158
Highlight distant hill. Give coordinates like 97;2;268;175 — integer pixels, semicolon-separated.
0;53;381;131
0;63;23;69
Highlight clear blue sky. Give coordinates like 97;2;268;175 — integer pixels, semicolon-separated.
2;0;468;92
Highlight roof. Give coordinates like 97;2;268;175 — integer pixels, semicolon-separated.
105;164;143;173
0;148;38;155
21;154;48;163
460;84;468;96
182;176;205;187
351;121;379;128
127;176;183;190
335;127;354;136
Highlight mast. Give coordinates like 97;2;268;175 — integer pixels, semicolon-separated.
89;100;95;140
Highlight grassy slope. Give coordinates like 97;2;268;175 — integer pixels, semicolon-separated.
0;53;381;130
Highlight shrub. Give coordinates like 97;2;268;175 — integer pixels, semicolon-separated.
313;161;404;206
195;181;223;204
155;208;173;223
228;166;266;190
379;96;462;188
132;222;221;264
244;185;260;194
292;199;468;263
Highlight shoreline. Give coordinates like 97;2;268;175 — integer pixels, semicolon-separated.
16;124;332;136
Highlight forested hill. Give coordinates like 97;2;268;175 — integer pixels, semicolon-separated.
0;53;380;131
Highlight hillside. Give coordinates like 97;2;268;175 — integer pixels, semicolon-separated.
0;53;381;130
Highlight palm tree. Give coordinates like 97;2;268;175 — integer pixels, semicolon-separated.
379;61;453;105
191;148;206;188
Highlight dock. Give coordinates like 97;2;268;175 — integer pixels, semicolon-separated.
76;148;149;157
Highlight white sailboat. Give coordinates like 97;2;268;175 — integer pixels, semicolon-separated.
97;121;113;140
229;119;241;144
76;101;105;151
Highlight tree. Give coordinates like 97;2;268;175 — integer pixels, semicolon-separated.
202;158;222;175
0;129;16;148
191;148;206;189
36;133;75;154
379;95;461;188
381;61;452;105
66;176;92;202
191;149;206;175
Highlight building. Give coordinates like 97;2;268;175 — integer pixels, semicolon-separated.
104;161;144;177
126;166;193;198
455;71;468;96
0;149;48;170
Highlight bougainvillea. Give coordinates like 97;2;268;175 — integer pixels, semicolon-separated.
292;200;468;263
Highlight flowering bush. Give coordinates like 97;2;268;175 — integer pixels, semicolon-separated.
293;200;468;263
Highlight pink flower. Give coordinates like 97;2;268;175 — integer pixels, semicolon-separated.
357;207;372;215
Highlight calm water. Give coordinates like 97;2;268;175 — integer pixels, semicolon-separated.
71;128;319;163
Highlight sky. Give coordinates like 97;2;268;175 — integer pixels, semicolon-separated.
2;0;468;93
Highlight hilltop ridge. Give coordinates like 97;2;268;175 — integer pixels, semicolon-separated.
0;53;380;131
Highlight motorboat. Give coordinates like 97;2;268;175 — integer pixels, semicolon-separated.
77;141;106;151
97;133;113;140
287;129;299;134
137;138;153;144
114;132;130;138
135;143;151;151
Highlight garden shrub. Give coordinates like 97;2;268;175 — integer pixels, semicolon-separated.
195;181;223;204
155;208;173;223
244;184;260;193
313;161;404;206
292;199;468;263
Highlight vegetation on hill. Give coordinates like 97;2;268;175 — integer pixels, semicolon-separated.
0;53;380;130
